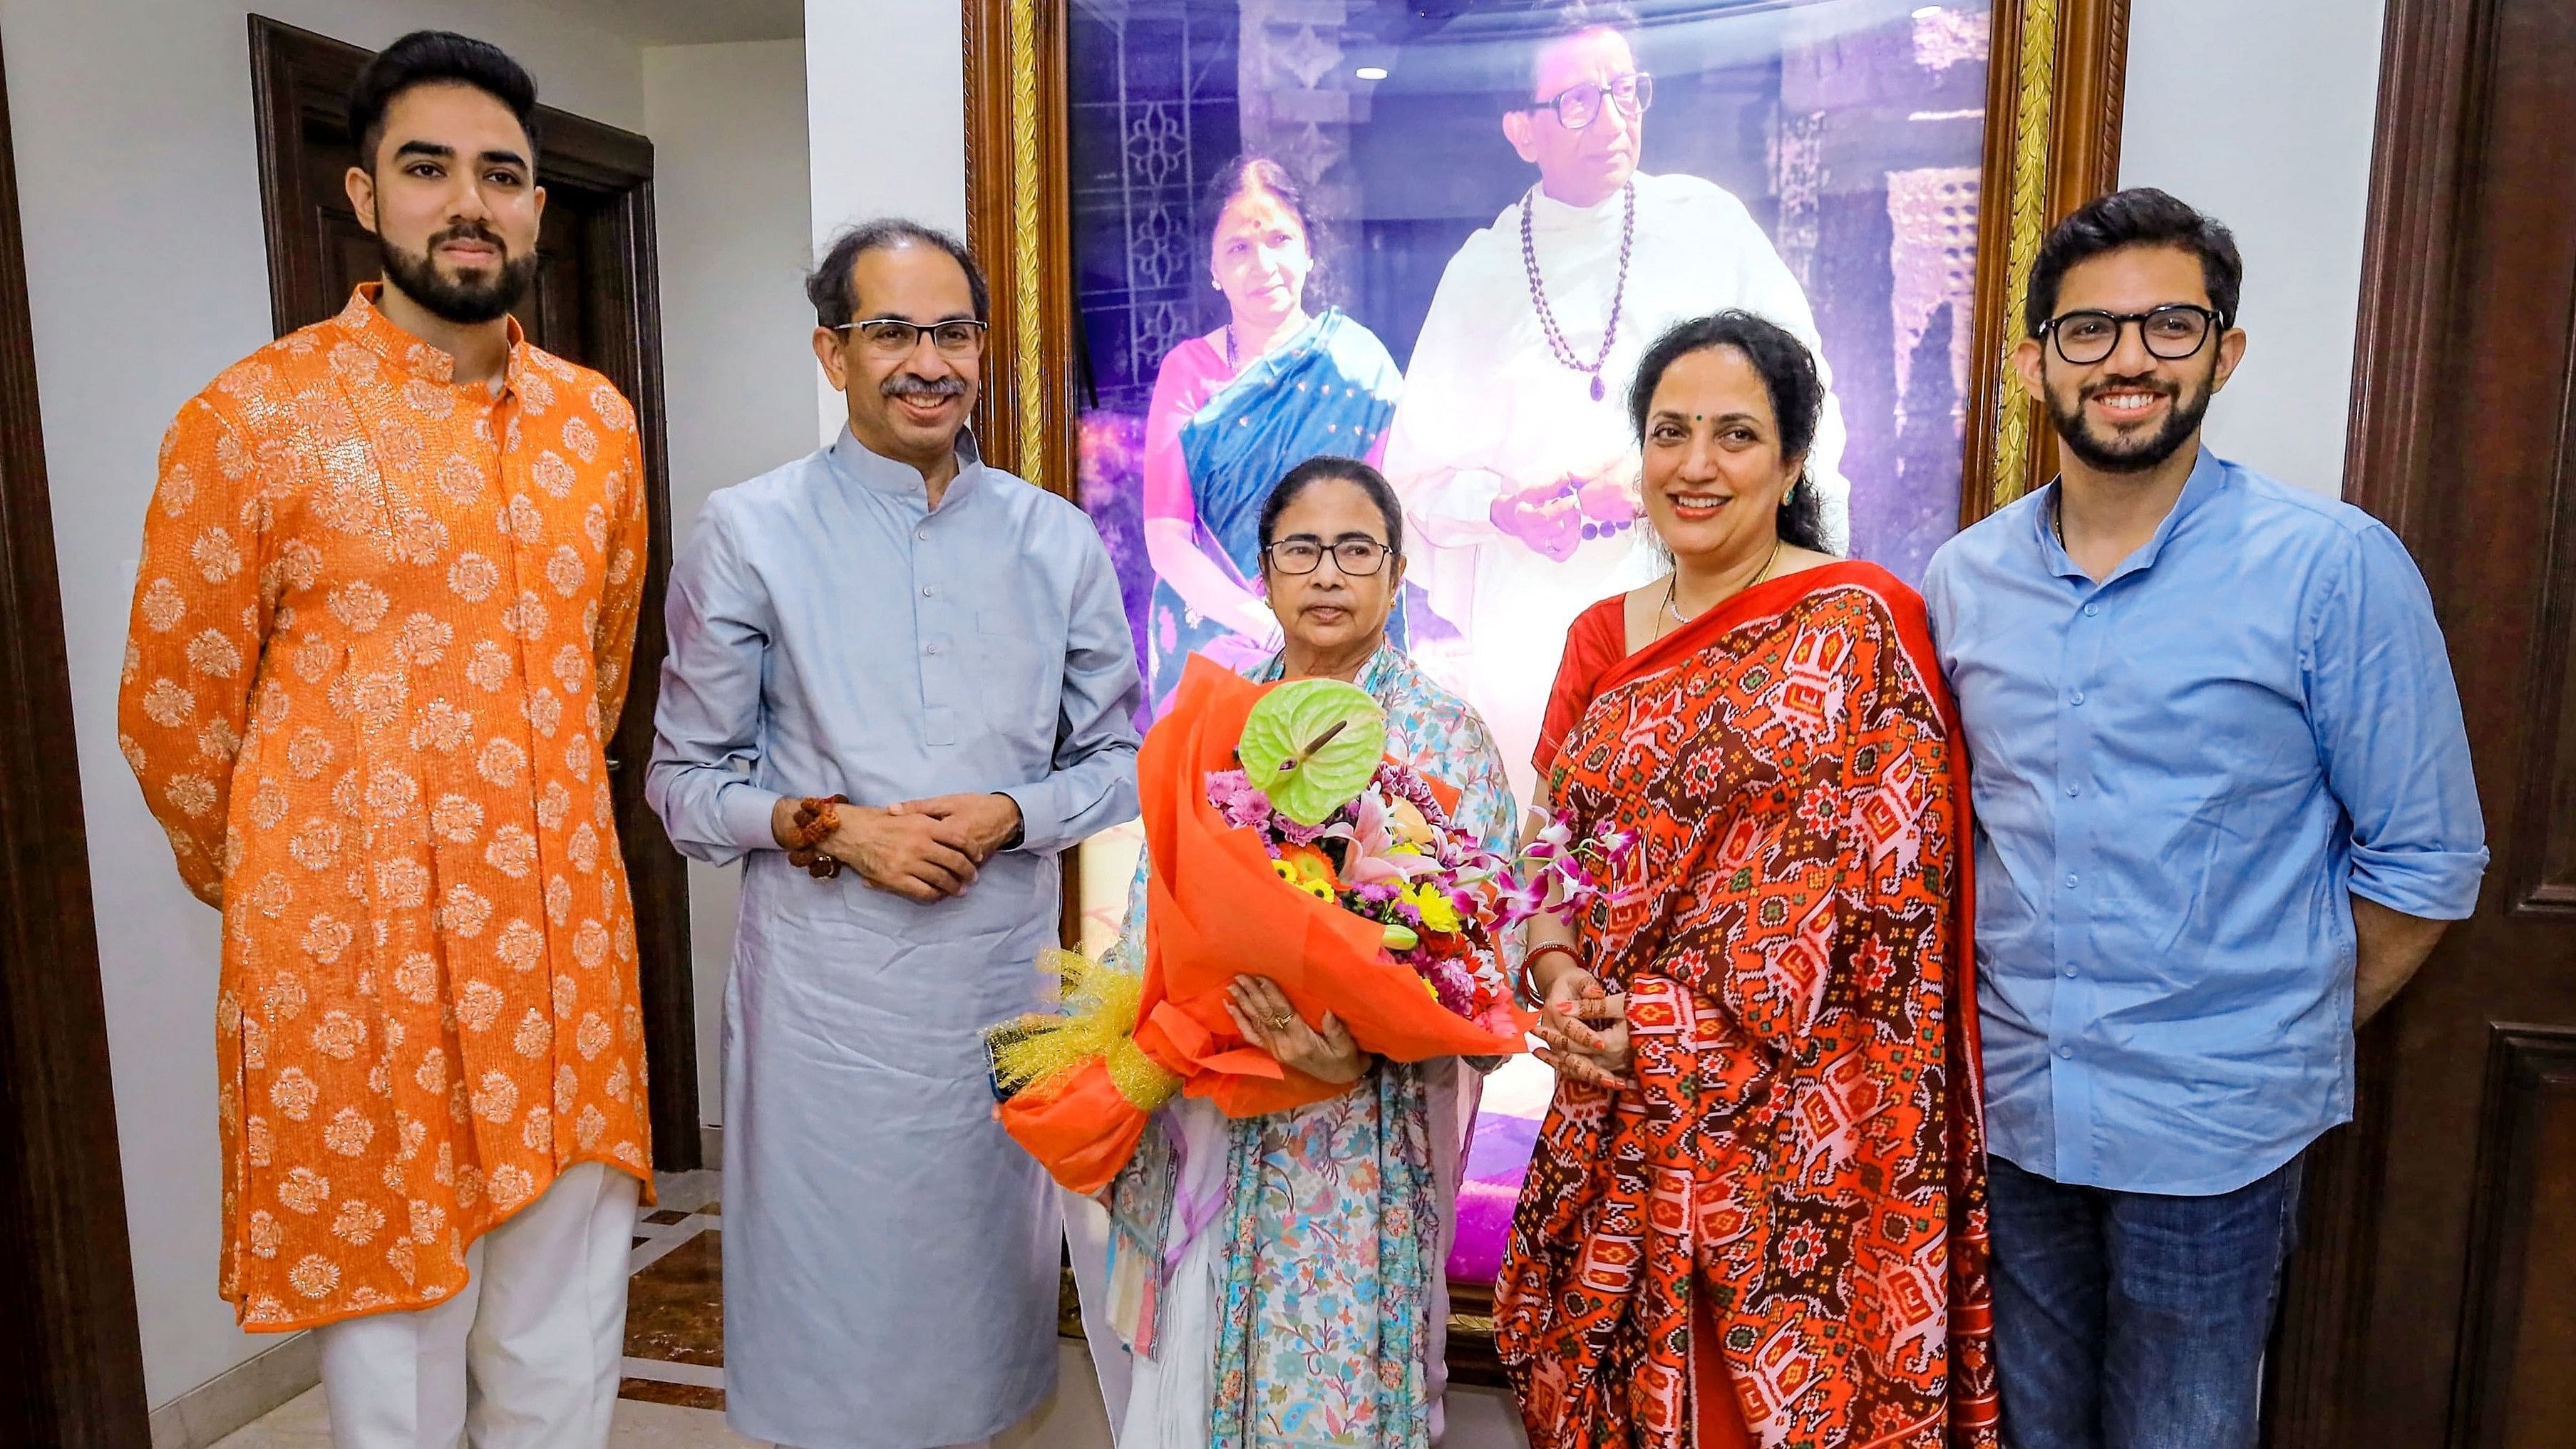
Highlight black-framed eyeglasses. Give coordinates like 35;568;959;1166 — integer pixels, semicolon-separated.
1517;72;1653;131
1264;536;1393;577
2039;304;2225;366
832;317;988;359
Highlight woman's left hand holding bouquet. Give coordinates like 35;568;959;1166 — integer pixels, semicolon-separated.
1226;974;1370;1086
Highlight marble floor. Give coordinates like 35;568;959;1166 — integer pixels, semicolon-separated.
208;1165;1526;1448
209;1171;1117;1448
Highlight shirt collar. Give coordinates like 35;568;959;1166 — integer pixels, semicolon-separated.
1257;644;1404;701
336;282;527;391
826;423;984;507
2034;445;2230;585
1523;177;1636;232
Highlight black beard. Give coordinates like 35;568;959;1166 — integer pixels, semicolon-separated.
376;226;537;326
2048;368;2212;474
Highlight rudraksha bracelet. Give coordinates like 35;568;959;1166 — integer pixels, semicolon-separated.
785;794;847;879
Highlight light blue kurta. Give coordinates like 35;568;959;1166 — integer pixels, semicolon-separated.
646;428;1143;1449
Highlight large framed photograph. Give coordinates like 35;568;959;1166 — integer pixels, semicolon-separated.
965;0;2130;1377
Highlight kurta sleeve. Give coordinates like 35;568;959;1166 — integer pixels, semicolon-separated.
998;525;1143;856
592;422;651;732
1380;239;1516;547
121;395;271;907
645;494;785;865
2302;522;2488;919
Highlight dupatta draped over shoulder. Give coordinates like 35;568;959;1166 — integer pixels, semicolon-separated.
1495;562;2000;1449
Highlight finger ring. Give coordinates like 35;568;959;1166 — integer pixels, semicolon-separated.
1266;1013;1293;1033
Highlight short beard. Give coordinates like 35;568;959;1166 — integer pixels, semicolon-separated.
377;225;536;326
2048;367;2212;474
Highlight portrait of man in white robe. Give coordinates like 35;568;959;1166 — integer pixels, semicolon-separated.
1381;4;1850;801
1056;0;2000;1332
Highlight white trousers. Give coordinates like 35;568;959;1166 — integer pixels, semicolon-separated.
314;1161;641;1449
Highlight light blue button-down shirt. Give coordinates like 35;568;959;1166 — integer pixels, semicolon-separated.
1922;450;2485;1195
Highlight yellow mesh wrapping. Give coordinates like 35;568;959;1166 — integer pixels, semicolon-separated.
993;948;1180;1113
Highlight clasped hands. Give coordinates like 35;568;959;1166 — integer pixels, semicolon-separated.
1531;964;1636;1092
770;792;1022;904
1488;472;1638;564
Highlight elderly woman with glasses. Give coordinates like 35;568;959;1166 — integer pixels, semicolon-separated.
1070;456;1520;1449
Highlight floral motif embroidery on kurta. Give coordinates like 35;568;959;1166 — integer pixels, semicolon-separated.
120;286;655;1331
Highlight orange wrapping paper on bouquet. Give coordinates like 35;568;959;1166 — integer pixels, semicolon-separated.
1000;655;1529;1194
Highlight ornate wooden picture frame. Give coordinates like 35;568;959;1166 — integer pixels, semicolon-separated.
965;0;2130;1388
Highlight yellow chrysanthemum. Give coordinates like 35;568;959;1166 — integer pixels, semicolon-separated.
1403;881;1462;935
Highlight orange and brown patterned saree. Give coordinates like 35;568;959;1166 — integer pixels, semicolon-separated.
1495;562;2000;1449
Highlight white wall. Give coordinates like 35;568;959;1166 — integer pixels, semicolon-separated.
0;0;644;1408
2119;0;2387;498
804;0;967;443
3;0;2386;1420
642;38;815;1125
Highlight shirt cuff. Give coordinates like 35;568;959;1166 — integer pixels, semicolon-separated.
2349;842;2490;922
719;783;787;855
997;781;1053;855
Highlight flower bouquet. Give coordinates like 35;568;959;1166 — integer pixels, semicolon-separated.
1203;696;1525;1036
991;656;1537;1195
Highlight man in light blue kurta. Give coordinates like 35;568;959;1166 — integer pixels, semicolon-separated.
646;221;1142;1449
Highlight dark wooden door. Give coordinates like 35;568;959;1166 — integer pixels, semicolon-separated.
0;33;152;1449
2265;1;2576;1444
246;16;700;1170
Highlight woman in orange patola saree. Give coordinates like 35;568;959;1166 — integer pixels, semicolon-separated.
1495;312;1999;1449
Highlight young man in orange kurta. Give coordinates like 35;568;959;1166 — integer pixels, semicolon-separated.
120;33;651;1449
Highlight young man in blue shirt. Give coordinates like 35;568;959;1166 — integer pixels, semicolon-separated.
1923;188;2487;1447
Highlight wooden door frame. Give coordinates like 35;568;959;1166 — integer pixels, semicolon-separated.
0;31;153;1449
244;16;701;1170
2260;0;2519;1440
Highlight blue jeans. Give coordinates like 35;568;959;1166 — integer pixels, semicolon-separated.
1984;1151;2305;1449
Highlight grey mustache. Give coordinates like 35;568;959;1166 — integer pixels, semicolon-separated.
883;376;966;398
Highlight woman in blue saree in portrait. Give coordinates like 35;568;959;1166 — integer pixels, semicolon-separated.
1140;154;1406;715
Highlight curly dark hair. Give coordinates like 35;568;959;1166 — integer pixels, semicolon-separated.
1626;311;1830;554
2026;187;2242;335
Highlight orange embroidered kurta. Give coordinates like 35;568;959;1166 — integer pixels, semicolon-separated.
120;286;655;1331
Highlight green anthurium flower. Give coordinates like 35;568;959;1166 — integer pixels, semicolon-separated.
1238;677;1388;826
